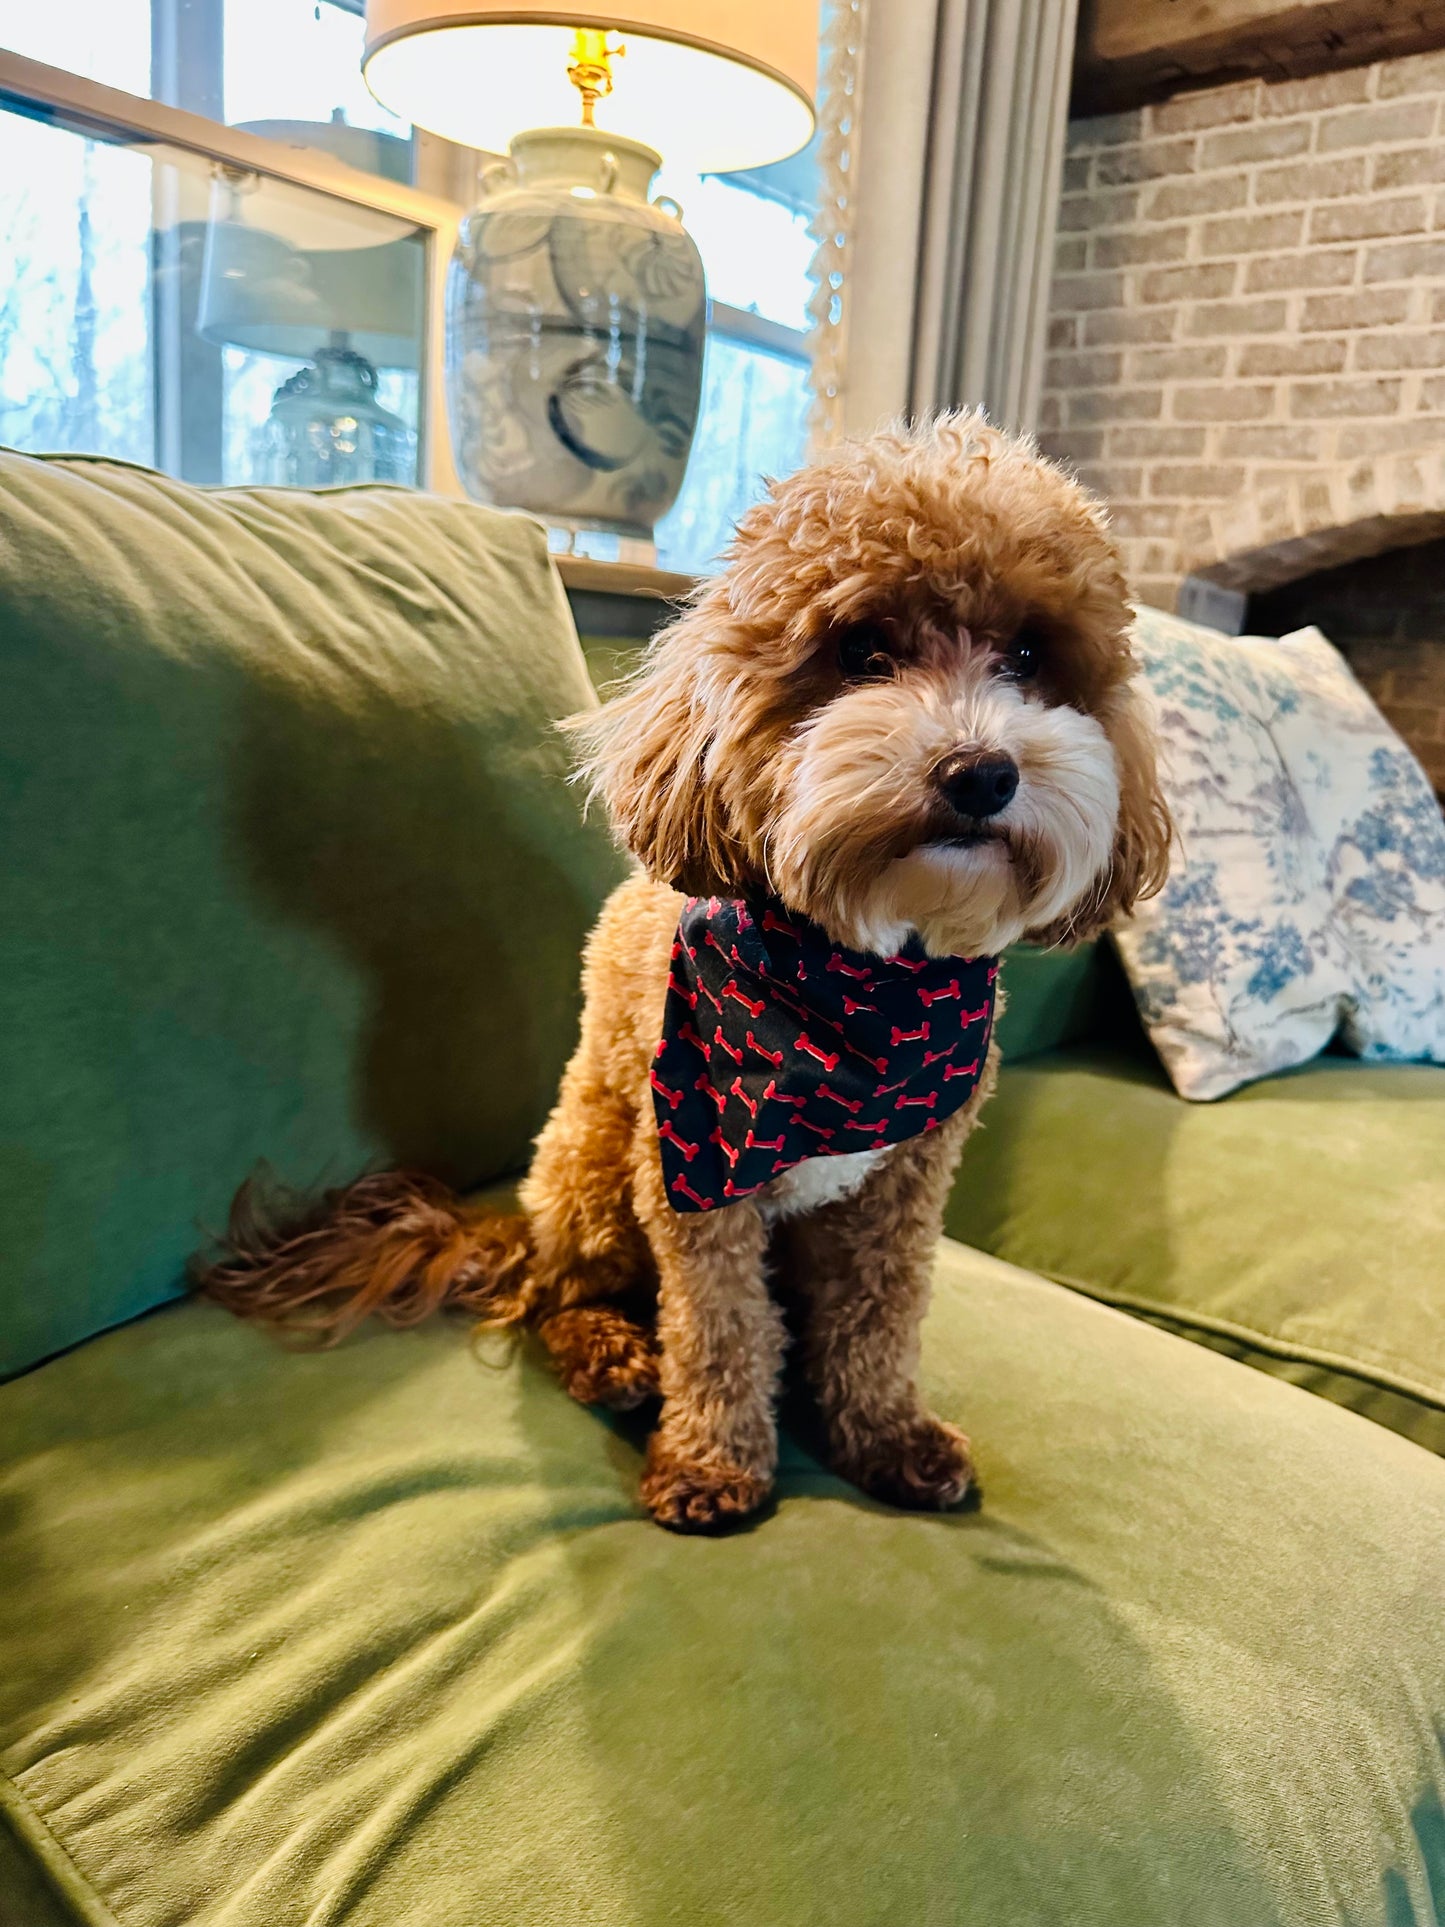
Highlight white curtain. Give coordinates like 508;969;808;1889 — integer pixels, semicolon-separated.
831;0;1079;440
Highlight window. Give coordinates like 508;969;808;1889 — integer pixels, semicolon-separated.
653;158;817;576
0;0;409;166
0;100;425;485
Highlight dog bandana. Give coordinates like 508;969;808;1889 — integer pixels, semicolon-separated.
651;896;998;1212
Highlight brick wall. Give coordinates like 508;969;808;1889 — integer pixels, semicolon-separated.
1250;537;1445;794
1044;50;1445;612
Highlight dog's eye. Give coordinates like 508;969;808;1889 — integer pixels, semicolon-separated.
1003;622;1046;683
837;622;895;681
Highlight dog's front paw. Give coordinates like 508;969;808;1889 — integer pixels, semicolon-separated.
836;1414;977;1512
640;1441;772;1534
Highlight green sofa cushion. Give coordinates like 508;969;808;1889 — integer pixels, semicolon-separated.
0;453;627;1380
2;1241;1443;1927
993;941;1114;1061
947;1045;1445;1454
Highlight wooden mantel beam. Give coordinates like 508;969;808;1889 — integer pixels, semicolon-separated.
1074;0;1445;114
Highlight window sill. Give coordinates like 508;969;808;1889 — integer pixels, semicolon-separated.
552;555;697;603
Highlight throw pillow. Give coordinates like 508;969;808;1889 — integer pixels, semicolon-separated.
1113;606;1445;1100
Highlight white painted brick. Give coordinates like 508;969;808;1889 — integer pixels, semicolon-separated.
1040;51;1445;604
1317;102;1437;152
1309;196;1430;243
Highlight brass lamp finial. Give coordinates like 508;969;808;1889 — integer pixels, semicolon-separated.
567;27;625;127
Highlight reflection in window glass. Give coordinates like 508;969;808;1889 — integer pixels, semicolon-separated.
221;348;419;488
655;336;810;577
0;104;424;487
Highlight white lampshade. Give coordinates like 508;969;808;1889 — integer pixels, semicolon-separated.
362;1;818;174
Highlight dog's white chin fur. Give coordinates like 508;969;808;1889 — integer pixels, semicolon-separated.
858;841;1020;957
768;677;1122;959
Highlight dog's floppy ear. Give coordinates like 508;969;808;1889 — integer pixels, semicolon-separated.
565;601;746;896
1029;679;1173;946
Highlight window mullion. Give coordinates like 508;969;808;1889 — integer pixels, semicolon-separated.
151;0;224;119
150;0;226;480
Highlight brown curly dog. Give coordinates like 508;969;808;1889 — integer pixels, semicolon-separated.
197;412;1170;1533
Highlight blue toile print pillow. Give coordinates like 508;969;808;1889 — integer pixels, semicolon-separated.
1114;606;1445;1100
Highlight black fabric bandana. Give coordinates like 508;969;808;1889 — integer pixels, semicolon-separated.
651;896;998;1213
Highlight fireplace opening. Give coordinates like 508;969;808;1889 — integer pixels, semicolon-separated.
1246;538;1445;807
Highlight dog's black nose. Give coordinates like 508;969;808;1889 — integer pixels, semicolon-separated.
936;753;1019;819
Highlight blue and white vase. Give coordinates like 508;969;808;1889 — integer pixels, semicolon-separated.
447;126;706;538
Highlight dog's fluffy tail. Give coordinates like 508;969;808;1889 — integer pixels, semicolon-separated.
192;1168;533;1345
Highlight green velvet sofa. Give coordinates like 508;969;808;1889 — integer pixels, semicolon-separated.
2;450;1443;1927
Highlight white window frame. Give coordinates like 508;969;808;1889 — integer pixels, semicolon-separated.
709;302;809;368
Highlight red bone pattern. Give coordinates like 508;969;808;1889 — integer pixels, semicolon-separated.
650;1069;683;1110
723;980;767;1018
746;1031;784;1067
657;1120;698;1160
709;1127;740;1168
653;896;997;1212
762;1080;806;1107
795;1033;840;1072
724;1163;770;1194
672;1175;715;1210
697;1075;727;1112
706;929;745;968
918;979;959;1007
818;1084;863;1113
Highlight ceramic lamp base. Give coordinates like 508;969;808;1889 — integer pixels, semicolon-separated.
446;126;706;538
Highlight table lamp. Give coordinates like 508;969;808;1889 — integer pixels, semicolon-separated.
360;2;819;543
198;122;425;487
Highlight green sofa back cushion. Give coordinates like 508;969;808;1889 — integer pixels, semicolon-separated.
0;453;627;1379
994;939;1121;1061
